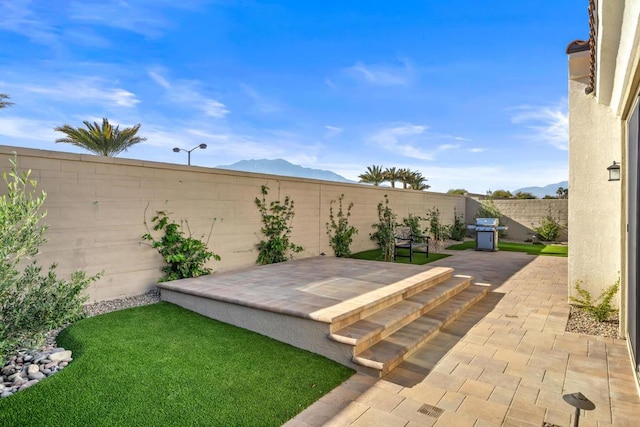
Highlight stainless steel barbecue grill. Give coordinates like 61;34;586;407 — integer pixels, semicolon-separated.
467;218;508;251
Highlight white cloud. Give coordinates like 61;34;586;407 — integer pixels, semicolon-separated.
0;116;58;142
149;71;171;88
510;101;568;151
17;77;140;108
344;59;413;86
0;0;60;47
148;70;229;118
469;148;486;153
367;123;464;160
324;125;343;138
202;100;229;118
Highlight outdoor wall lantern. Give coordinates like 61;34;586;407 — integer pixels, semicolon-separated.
173;143;207;165
607;161;621;181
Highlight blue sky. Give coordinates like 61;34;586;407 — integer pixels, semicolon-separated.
0;1;585;193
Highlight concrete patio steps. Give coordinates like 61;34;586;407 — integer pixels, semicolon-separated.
353;284;489;375
312;266;454;330
348;283;489;376
329;275;473;354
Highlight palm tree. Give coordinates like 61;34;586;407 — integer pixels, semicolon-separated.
408;171;430;190
0;93;13;109
55;118;146;157
556;187;568;199
358;165;385;186
383;167;400;188
398;168;412;189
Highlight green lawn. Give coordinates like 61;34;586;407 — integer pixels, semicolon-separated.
351;247;450;264
445;241;568;257
0;303;354;427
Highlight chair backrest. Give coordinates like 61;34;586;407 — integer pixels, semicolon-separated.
395;226;412;241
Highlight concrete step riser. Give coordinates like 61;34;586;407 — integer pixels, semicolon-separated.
352;285;490;376
351;277;472;354
329;269;453;332
381;287;490;375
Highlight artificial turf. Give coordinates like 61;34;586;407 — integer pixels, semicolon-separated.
0;302;354;427
445;240;568;256
351;247;450;264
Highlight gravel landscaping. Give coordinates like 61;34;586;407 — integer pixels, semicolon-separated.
565;305;621;339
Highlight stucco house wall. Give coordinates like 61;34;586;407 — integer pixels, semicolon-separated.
567;0;640;389
567;77;622;301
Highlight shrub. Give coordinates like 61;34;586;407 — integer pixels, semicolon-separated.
446;208;467;241
326;194;358;257
370;195;396;262
255;184;303;264
426;207;448;252
401;213;425;242
570;279;620;322
143;210;220;282
1;155;101;360
533;212;564;241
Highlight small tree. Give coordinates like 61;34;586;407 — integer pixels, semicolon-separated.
143;210;220;282
370;195;396;262
533;211;565;242
255;184;303;264
326;194;358;257
514;191;537;199
490;189;513;199
1;155;101;360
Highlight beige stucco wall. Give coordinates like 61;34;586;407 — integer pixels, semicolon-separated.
493;199;567;242
567;77;622;304
0;145;466;302
466;198;568;242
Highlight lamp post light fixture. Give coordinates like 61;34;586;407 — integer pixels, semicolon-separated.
607;160;621;181
173;143;207;165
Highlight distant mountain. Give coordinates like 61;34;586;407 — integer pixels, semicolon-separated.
216;159;354;183
514;181;568;198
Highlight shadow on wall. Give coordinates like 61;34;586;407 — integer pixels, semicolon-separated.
465;198;568;242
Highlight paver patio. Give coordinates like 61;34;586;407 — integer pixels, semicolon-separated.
285;250;640;427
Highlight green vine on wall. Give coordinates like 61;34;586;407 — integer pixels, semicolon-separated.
143;210;220;282
370;195;397;262
254;184;303;265
326;194;358;257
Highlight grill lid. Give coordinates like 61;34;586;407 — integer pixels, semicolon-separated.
475;218;499;227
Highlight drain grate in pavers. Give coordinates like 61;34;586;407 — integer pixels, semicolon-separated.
417;403;444;418
505;314;519;318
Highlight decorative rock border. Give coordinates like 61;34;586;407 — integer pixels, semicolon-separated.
1;289;160;399
1;346;72;398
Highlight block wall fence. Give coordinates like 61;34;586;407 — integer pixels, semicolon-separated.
0;146;567;302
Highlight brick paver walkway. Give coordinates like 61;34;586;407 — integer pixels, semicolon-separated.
285;252;640;426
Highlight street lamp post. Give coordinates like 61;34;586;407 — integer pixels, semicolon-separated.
172;143;207;165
